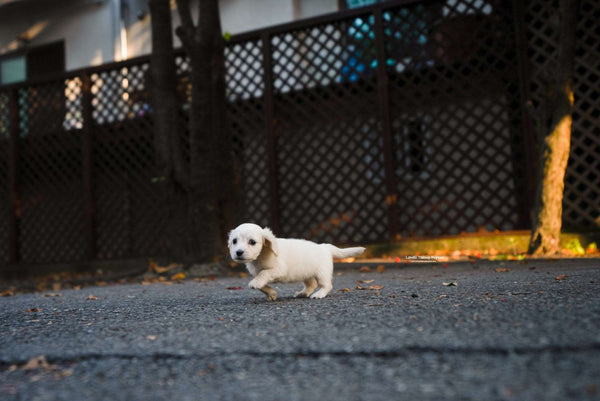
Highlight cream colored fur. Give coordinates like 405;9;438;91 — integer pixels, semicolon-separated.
228;223;365;301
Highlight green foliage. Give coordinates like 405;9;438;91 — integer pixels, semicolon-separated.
564;238;585;255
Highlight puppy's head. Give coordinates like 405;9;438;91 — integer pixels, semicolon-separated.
228;223;278;263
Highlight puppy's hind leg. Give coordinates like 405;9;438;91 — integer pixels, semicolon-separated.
294;277;318;298
259;285;277;301
309;275;333;299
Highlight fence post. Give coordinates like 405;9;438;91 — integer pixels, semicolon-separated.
81;72;96;259
512;0;537;228
7;88;20;265
261;32;281;234
374;8;398;241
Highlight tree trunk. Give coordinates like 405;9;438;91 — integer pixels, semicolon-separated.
528;0;577;255
176;0;238;262
148;0;191;258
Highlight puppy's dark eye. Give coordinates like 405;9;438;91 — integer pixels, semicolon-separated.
232;238;237;245
249;239;256;246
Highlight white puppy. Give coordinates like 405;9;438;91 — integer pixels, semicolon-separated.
228;223;365;301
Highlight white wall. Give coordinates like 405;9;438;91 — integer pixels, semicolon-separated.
0;0;119;71
0;0;339;72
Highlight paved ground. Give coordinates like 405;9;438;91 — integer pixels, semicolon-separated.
1;259;599;400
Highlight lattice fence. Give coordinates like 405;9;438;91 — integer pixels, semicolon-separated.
0;0;599;268
17;81;87;264
270;15;388;243
224;39;271;227
386;1;527;237
0;92;10;265
89;64;169;260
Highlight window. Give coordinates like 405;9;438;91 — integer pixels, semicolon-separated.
0;41;64;85
0;56;26;85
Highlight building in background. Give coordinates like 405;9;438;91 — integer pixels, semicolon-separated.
0;0;340;85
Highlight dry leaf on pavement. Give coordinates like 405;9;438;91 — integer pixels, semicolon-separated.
356;284;384;290
171;273;186;281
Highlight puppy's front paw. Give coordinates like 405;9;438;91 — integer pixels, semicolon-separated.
248;279;261;290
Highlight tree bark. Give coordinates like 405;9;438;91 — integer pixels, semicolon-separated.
176;0;237;262
528;0;577;255
148;0;188;257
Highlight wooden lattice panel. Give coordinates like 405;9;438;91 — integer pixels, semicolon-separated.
0;91;10;265
225;39;271;227
16;83;87;263
90;65;169;259
270;16;388;243
385;0;526;236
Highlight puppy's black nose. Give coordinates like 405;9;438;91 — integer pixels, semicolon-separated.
236;250;244;257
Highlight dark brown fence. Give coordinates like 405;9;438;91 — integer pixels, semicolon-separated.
0;0;598;268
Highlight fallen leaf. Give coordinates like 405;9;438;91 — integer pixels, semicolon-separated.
22;356;50;371
26;308;42;312
376;265;386;273
146;335;157;341
357;279;374;284
227;286;243;290
443;282;458;287
356;284;384;290
87;295;98;300
171;273;186;281
359;266;372;273
555;274;569;281
52;282;62;291
239;272;248;278
96;281;107;286
42;293;62;298
338;288;351;292
337;257;356;263
149;260;182;274
495;267;511;273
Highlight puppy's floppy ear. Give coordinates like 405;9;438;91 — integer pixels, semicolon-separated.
262;227;278;256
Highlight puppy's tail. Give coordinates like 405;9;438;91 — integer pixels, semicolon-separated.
324;244;366;260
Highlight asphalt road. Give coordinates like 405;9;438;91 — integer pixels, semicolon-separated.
1;259;599;400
